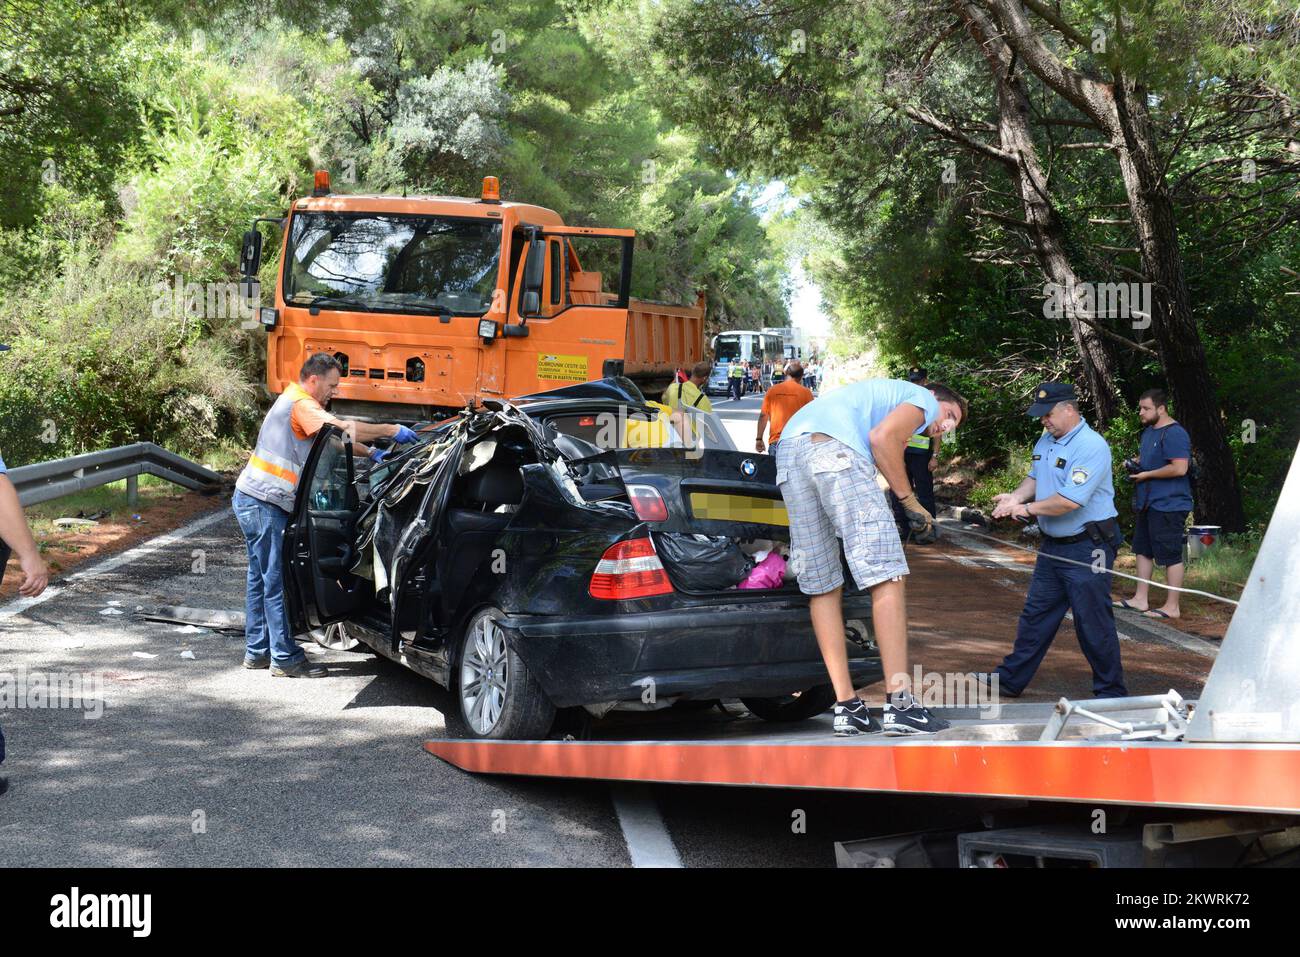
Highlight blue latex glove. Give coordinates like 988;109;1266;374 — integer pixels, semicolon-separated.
368;448;389;464
393;425;419;444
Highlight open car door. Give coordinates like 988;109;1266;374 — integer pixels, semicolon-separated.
284;424;366;632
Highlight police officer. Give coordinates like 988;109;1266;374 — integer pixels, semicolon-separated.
983;383;1126;698
891;367;938;537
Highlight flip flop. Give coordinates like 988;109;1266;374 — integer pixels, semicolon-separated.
1111;600;1144;611
1143;610;1176;620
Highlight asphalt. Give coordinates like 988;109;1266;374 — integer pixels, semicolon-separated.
0;511;627;867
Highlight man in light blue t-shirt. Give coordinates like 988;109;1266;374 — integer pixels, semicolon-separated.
776;377;968;736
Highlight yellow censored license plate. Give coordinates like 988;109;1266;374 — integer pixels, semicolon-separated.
688;492;789;526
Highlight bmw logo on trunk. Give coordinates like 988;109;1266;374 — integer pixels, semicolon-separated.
740;459;757;477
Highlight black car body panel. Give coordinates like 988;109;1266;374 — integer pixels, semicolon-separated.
284;380;879;723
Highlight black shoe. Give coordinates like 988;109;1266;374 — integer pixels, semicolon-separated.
972;671;1021;699
832;698;882;736
243;656;270;670
0;776;8;797
271;657;327;678
881;698;950;735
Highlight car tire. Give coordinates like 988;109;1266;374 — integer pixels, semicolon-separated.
741;684;837;722
310;622;366;652
456;607;556;740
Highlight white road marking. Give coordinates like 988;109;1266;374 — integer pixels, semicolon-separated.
0;507;230;622
611;784;683;868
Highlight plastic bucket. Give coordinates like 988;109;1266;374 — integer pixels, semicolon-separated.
1186;525;1221;560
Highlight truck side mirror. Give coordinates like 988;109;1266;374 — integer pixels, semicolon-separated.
522;237;545;316
240;229;263;278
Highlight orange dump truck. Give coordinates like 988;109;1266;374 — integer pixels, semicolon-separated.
241;173;706;419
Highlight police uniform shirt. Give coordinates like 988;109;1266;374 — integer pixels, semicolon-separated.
1028;419;1118;538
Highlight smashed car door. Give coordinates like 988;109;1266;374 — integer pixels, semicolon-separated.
284;424;366;630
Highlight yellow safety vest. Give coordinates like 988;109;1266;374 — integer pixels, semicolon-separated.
907;434;932;451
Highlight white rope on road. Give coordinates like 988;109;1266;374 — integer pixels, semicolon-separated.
940;522;1241;607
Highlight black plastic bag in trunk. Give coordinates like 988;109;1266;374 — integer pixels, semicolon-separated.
653;532;752;592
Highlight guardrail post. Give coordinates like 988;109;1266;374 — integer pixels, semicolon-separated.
126;475;139;506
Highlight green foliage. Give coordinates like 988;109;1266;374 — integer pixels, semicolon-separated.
967;446;1033;512
0;243;259;465
0;0;789;468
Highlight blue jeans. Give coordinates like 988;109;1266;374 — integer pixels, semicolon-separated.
232;489;304;667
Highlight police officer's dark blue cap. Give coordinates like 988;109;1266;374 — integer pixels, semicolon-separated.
907;366;928;383
1027;381;1077;416
0;344;9;351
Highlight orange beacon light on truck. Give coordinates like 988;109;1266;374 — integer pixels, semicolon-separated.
481;176;500;203
313;170;331;196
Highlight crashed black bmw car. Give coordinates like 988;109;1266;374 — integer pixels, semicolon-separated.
284;378;880;739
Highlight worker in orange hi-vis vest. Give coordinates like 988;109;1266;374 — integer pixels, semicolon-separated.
232;352;418;678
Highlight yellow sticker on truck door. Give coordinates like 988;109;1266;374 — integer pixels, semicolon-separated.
537;353;589;381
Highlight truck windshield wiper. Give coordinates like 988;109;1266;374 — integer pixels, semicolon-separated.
387;301;455;317
289;294;373;312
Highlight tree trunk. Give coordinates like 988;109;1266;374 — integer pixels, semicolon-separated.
997;73;1121;425
959;1;1121;424
1110;80;1246;530
972;0;1247;528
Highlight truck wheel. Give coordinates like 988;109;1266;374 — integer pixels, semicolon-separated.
311;622;365;652
741;685;837;722
456;607;556;740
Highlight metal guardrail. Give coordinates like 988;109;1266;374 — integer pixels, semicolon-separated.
7;443;224;507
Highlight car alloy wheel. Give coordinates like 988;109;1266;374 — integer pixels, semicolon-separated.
461;615;510;735
311;622;362;652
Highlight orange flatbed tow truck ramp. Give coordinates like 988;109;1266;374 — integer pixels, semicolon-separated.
425;706;1300;816
428;438;1300;861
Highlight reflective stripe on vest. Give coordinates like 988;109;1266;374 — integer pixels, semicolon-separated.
235;383;319;512
907;434;932;451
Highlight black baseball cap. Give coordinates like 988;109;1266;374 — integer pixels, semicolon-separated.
907;366;928;383
1027;381;1077;416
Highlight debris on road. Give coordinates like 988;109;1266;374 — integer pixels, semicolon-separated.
136;605;245;633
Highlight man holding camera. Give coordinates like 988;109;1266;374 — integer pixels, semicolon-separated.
1113;389;1193;620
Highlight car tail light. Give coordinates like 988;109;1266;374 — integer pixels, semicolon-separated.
626;484;668;522
590;538;674;599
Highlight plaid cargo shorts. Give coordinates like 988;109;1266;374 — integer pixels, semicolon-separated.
775;433;909;595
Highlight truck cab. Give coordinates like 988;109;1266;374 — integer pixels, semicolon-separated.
243;175;705;420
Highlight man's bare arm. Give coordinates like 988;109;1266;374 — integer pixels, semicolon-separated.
868;404;926;499
1138;459;1188;480
341;420;402;444
0;475;49;597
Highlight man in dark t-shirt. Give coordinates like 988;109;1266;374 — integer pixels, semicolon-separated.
1113;389;1193;620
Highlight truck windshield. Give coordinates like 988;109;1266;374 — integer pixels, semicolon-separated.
284;213;503;316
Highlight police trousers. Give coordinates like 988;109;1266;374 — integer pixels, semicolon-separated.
996;536;1127;698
